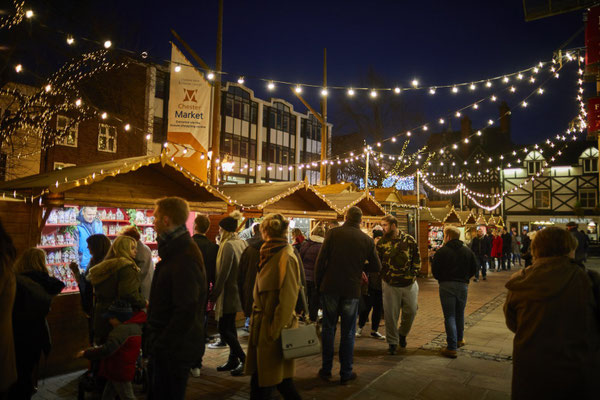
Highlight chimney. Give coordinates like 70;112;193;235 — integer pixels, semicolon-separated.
460;115;472;140
499;101;511;134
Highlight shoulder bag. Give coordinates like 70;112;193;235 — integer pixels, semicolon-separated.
281;285;321;360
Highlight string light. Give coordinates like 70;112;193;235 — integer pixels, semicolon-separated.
207;72;215;80
15;64;23;73
103;40;112;49
237;76;245;84
268;81;275;90
370;90;377;98
394;87;401;94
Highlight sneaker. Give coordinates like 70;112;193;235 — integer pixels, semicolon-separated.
474;278;479;282
370;331;385;340
440;347;457;358
318;368;332;381
482;277;487;281
355;327;362;337
340;372;357;385
208;341;227;349
190;368;201;377
388;344;397;355
399;335;407;348
457;340;466;348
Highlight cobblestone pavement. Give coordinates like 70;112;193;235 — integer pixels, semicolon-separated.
34;261;525;400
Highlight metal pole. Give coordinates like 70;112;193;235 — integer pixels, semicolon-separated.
459;185;463;211
415;169;420;240
320;48;328;185
210;0;223;185
364;150;370;192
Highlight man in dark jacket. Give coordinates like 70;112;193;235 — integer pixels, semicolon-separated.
501;228;513;271
470;228;490;282
432;225;477;359
314;206;382;385
190;214;219;377
520;229;532;267
299;225;325;322
237;224;263;320
566;222;589;264
147;197;207;400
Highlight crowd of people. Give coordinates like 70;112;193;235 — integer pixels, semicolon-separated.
1;199;599;399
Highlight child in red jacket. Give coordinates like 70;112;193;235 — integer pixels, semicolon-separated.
78;300;146;400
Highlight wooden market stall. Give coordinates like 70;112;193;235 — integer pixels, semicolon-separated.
0;154;231;376
371;188;419;235
320;190;386;231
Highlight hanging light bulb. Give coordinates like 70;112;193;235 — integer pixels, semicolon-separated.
370;90;377;98
124;124;131;131
517;73;523;80
66;36;75;45
473;104;479;110
75;99;82;107
207;72;215;80
44;84;51;92
394;87;401;94
439;118;445;124
455;111;461;117
503;76;509;83
411;79;419;87
25;10;34;18
406;131;411;137
237;76;245;84
469;83;476;90
486;81;492;88
174;65;181;72
429;87;436;95
268;81;275;90
321;88;328;96
491;95;497;102
347;88;355;96
101;112;108;120
452;86;459;93
510;86;516;93
15;64;23;73
488;119;494;125
295;85;303;93
104;40;112;49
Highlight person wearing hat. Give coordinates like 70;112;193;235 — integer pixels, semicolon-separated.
209;211;248;376
566;222;589;264
78;299;147;400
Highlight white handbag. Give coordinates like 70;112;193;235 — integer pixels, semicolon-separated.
281;286;321;360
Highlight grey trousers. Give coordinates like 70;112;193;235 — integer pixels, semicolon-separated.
102;380;136;400
382;280;419;345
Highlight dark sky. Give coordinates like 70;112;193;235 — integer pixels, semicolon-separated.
3;0;588;151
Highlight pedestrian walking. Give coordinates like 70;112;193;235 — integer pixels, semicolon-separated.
87;235;146;345
0;220;17;399
120;226;154;301
78;300;146;400
146;197;207;400
501;228;512;270
190;214;219;377
510;227;522;266
470;228;490;282
298;225;325;322
490;230;503;271
566;222;589;264
484;230;494;271
314;206;382;385
432;226;477;358
238;224;263;327
504;227;600;399
209;211;248;376
377;215;420;354
9;248;65;399
357;226;384;339
244;213;302;400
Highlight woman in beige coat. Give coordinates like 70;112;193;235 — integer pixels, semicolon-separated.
245;213;302;400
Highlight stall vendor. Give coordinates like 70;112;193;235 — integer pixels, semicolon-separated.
77;207;103;272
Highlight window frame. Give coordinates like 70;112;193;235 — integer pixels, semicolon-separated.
533;189;550;209
98;123;117;153
56;115;78;147
579;188;597;208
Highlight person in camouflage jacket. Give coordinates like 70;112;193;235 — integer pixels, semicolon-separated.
377;215;421;355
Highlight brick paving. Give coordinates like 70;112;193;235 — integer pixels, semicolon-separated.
34;262;521;400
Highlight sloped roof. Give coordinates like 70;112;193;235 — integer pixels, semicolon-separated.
322;191;385;217
371;188;401;203
314;182;358;194
443;207;462;224
550;139;597;166
421;207;448;223
457;210;476;224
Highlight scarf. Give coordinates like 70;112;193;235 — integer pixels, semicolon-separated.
157;224;188;246
259;238;288;271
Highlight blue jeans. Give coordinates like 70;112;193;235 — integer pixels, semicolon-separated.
320;293;359;380
438;281;468;351
475;256;487;279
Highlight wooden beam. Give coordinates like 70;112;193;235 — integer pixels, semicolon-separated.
293;91;325;125
170;30;211;71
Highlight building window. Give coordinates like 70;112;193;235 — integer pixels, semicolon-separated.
53;162;76;170
527;161;542;175
98;124;117;153
155;69;167;99
580;189;597;208
583;158;598;173
56;116;78;147
533;190;550;209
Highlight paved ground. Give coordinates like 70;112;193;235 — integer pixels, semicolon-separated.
38;257;600;399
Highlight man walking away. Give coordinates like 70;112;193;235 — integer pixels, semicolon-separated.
566;222;589;264
146;197;207;400
432;226;477;358
377;215;420;354
315;206;382;385
470;229;490;282
501;228;512;271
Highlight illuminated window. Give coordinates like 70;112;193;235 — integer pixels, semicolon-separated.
98;124;117;153
56;116;78;147
533;190;550;209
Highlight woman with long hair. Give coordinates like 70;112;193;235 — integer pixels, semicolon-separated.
0;219;17;399
87;235;145;345
10;248;65;399
245;213;302;399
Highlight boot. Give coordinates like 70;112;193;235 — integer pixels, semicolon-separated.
216;356;240;372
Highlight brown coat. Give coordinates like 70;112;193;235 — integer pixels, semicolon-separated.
244;244;300;387
0;271;16;391
504;256;600;400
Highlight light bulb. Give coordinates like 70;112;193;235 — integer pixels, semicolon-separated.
510;86;516;93
321;88;328;96
517;73;523;80
488;119;494;125
104;40;112;49
66;37;74;45
295;86;302;94
207;72;215;80
25;10;34;18
439;118;445;124
503;76;509;83
491;95;497;101
347;88;355;96
486;81;492;87
453;144;458;149
429;87;436;95
268;82;275;90
521;101;528;107
370;90;377;98
406;131;411;137
145;134;151;140
529;77;535;83
394;87;401;94
538;88;544;94
237;77;245;84
473;104;479;109
44;84;51;92
452;86;458;93
423;125;428;131
174;65;181;72
75;99;82;107
455;111;461;117
469;83;476;90
101;112;108;119
15;64;22;73
392;137;397;142
411;79;419;87
125;124;131;131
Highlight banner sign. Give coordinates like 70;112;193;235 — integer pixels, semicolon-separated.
587;6;600;66
588;97;600;137
167;43;212;181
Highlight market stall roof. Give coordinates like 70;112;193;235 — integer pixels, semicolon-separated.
428;199;452;208
320;191;386;218
475;214;488;225
488;215;498;226
457;211;477;225
496;215;505;227
371;188;402;204
443;207;462;224
314;182;359;194
0;154;231;212
217;181;338;218
421;207;448;223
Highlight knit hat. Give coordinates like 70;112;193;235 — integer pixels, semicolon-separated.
219;210;242;232
103;299;133;322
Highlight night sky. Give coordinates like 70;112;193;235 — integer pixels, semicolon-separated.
2;0;588;152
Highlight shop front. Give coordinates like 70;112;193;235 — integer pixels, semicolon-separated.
505;215;600;243
0;154;231;375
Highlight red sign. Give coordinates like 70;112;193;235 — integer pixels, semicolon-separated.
588;97;600;136
587;7;600;66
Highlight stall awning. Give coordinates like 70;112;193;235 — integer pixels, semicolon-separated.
217;181;338;218
320;191;386;218
457;211;477;225
420;207;448;223
0;154;231;212
313;182;359;194
475;214;489;225
443;207;462;224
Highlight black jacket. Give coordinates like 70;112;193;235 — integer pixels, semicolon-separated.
470;236;490;259
315;220;382;299
501;233;512;253
484;234;494;257
237;234;264;317
570;229;590;263
147;232;207;364
432;239;477;284
192;234;218;286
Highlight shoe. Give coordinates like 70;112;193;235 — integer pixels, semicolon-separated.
355;327;362;337
440;347;457;358
482;277;487;281
318;368;332;381
399;335;407;348
190;368;201;377
457;339;466;348
474;278;479;282
216;359;240;372
208;341;227;349
370;331;385;340
340;372;357;385
388;344;397;355
230;362;244;376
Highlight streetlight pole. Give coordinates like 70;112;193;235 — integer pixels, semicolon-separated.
364;149;370;192
210;0;223;185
